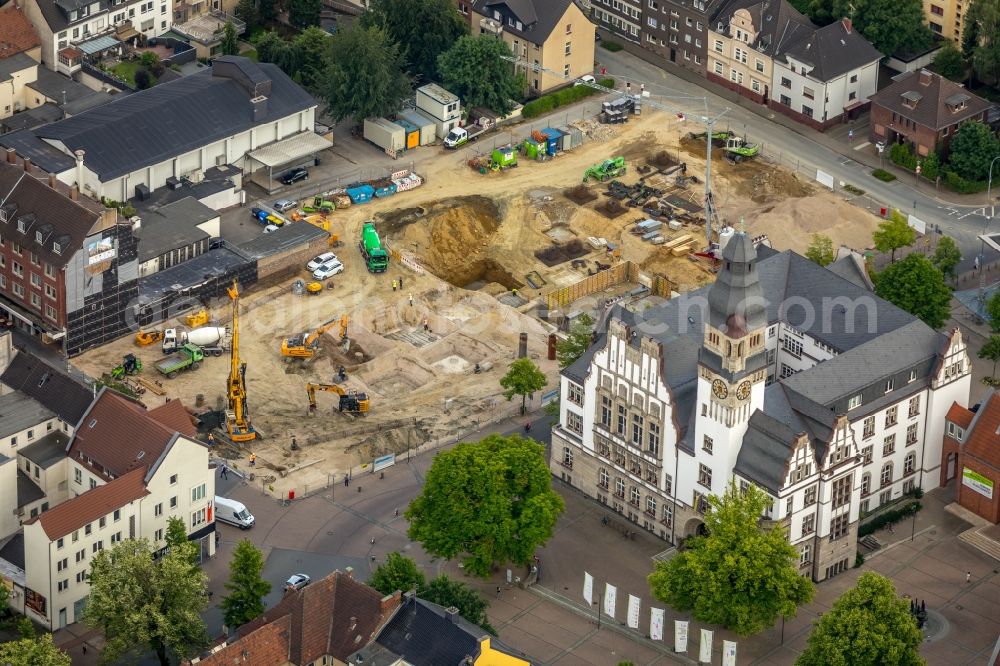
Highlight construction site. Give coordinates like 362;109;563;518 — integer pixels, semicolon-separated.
72;108;885;496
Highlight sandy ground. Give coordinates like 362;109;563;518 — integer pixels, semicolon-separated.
72;110;882;495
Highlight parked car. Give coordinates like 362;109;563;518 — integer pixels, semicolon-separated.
281;167;308;185
285;573;310;591
312;259;344;280
274;199;298;213
307;252;338;271
263;224;280;234
574;75;596;87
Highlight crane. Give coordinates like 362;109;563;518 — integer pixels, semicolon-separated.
500;55;729;250
281;314;348;360
306;383;370;415
226;280;256;443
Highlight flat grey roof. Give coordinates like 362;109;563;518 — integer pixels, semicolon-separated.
237;220;328;259
17;469;44;507
0;392;55;438
138;245;249;302
18;431;70;469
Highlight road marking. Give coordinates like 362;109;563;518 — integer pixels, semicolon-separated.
853;141;871;151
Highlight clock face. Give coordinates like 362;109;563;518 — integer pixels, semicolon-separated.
736;381;752;401
712;379;728;399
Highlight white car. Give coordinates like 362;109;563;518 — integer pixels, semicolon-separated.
307;252;338;271
285;573;310;591
312;260;345;280
574;74;596;87
263;224;280;234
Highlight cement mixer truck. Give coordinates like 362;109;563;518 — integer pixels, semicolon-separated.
162;326;229;356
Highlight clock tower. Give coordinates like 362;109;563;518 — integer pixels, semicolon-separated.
691;232;769;489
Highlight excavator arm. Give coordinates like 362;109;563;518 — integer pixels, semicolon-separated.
305;383;369;414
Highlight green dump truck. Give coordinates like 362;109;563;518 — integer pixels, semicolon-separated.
155;343;205;378
360;222;389;273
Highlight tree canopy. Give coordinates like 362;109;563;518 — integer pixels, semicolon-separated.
422;575;496;634
289;0;321;29
370;551;426;596
948;121;1000;182
874;254;952;329
362;0;466;81
805;234;835;267
323;25;412;124
647;481;814;635
499;358;547;415
796;572;925;666
987;290;1000;331
556;314;595;368
963;0;1000;83
221;539;272;630
84;538;208;665
979;334;1000;377
407;434;564;577
438;35;524;117
933;40;967;81
220;21;240;56
930;236;962;280
166;515;199;568
0;634;71;666
872;210;916;262
790;0;931;54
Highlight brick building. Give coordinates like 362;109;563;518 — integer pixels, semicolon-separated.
943;394;1000;524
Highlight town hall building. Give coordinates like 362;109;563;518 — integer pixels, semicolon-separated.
551;232;971;581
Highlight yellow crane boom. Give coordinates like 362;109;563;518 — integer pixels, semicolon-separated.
226;280;256;442
306;382;369;414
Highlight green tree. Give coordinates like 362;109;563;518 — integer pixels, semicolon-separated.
856;0;933;56
234;0;257;30
362;0;467;81
979;335;1000;376
166;515;199;568
797;572;924;666
874;254;952;329
556;314;595;368
805;233;835;267
963;0;1000;83
872;210;916;263
931;236;962;280
289;0;321;29
258;0;276;23
647;481;814;636
292;27;332;93
0;634;71;666
438;35;524;117
255;31;299;74
370;551;426;595
407;434;564;577
221;539;272;630
499;357;547;415
324;25;412;124
16;616;35;639
84;539;209;666
933;40;967;80
0;580;8;617
421;575;496;634
139;50;160;70
134;68;152;90
987;290;1000;331
220;21;240;56
948;121;1000;182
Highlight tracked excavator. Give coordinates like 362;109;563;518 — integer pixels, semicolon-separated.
281;315;348;360
306;383;370;414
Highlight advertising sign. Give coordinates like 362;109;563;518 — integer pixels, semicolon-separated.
675;620;688;652
583;572;593;605
25;587;46;616
373;454;395;472
650;608;664;641
627;594;640;629
603;583;617;619
963;467;994;499
87;238;116;266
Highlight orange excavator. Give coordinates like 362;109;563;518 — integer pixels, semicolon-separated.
280;315;348;360
306;383;369;414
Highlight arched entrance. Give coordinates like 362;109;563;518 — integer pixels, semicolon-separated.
684;517;707;538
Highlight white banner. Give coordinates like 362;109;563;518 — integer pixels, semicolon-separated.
700;628;713;663
815;169;834;190
583;572;594;606
723;639;737;666
675;620;688;653
650;608;665;641
627;594;640;629
907;213;926;235
603;583;617;619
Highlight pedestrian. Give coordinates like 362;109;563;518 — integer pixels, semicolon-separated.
600;66;607;76
422;318;428;332
379;471;384;479
640;83;645;95
207;433;215;446
249;453;256;467
220;465;228;480
344;475;349;487
967;571;971;583
408;293;413;306
371;537;376;545
392;279;398;291
394;508;399;517
496;586;501;599
398;277;403;289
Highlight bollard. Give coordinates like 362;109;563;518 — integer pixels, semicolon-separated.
518;332;528;358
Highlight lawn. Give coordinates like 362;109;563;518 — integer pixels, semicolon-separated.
110;60;142;85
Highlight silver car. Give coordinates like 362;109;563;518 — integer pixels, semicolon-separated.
274;199;298;213
285;573;310;591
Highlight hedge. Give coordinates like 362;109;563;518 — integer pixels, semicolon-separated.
945;170;989;194
872;168;896;182
858;501;921;537
522;78;616;119
600;40;624;52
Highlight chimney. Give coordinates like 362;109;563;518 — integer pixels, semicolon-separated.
250;95;268;122
49;173;57;189
75;149;85;193
445;607;460;624
5;148;15;164
379;591;402;614
23;157;31;173
841;17;851;33
345;567;353;578
919;69;933;86
70;186;79;201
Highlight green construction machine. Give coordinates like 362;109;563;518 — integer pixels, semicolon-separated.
111;354;142;380
583;157;627;183
688;130;733;146
724;135;760;162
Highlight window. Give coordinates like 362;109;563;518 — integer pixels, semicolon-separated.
599;468;609;489
191;507;207;528
686;16;692;25
12;261;23;277
860;499;870;514
76;571;87;583
629;486;640;506
564;41;571;56
800;543;812;566
111;531;122;544
56;537;65;550
75;548;84;563
89;478;97;490
903;478;916;494
568;383;583;405
908;370;917;383
908;396;920;418
947;421;965;440
30;273;40;288
698;463;712;488
631;414;644;446
694;54;702;64
154;503;163;517
804;485;817;505
862;445;873;464
45;284;55;299
155;528;163;542
170;496;177;509
99;517;106;529
755;59;764;73
780;94;791;107
563;64;570;77
57;580;68;592
861;473;871;496
646;495;657;516
751;79;761;92
566;22;572;34
832;474;852;508
883;434;896;456
802;105;813;118
664;474;672;496
848;91;857;101
601;395;612;427
92;540;104;553
930;4;944;14
615;478;625;498
562;446;574;468
780;363;795;379
617;405;627;436
830;514;850;540
44;262;55;278
696;21;703;30
780;77;791;89
801;514;815;536
702;435;713;454
880;463;893;487
848;394;862;410
714;61;724;75
113;509;120;522
885;406;898;428
783;337;803;358
662;504;673;527
170;474;178;485
733;47;747;63
713;39;723;53
906;423;918;446
785;497;794;516
879;489;892;505
84;524;92;536
850;74;858;83
885;378;895;393
567;411;583;435
862;416;875;439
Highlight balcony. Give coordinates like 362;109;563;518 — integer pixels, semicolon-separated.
57;47;83;76
479;17;503;35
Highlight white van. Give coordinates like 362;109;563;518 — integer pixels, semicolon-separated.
215;496;255;529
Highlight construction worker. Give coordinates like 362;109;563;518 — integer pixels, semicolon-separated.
392;279;398;291
249;453;256;467
512;288;519;298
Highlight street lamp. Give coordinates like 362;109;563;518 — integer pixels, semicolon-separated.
987;156;1000;219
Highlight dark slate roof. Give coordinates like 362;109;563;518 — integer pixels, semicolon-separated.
17;469;44;506
33;0;106;34
0;53;37;82
137;197;214;263
827;253;873;291
476;0;580;45
0;532;26;570
0;129;76;174
32;58;315;181
0;103;64;134
237;220;328;259
869;70;995;130
723;0;814;58
782;19;883;82
27;66;106;109
735;408;800;493
0;392;54;438
1;350;94;424
19;431;70;469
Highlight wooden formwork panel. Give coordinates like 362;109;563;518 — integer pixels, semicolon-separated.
546;261;636;311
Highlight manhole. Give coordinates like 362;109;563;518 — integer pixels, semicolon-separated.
922;609;950;643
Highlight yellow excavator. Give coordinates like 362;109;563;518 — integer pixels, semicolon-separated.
306;383;370;414
226;280;256;442
280;315;348;360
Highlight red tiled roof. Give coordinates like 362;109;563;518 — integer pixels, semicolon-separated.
189;615;291;666
29;467;149;541
0;5;41;60
149;399;198;438
964;393;1000;467
69;389;177;479
947;402;974;430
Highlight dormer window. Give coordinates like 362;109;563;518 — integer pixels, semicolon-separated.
53;242;62;255
901;90;922;109
35;231;43;243
17;219;25;233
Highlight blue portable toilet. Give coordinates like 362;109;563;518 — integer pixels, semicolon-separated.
540;128;564;156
